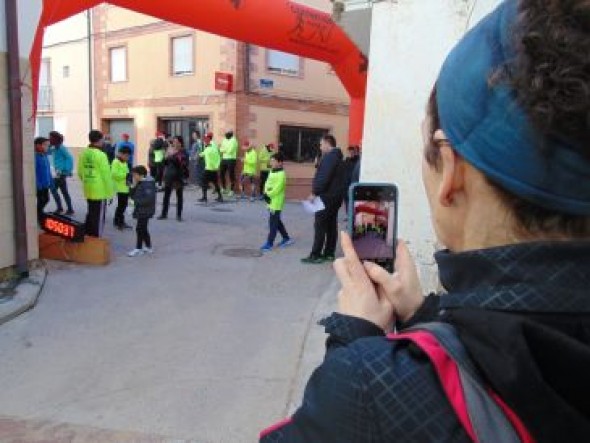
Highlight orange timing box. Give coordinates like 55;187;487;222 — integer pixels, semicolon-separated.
38;233;111;266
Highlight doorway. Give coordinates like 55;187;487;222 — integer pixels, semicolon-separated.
159;117;209;147
106;118;135;144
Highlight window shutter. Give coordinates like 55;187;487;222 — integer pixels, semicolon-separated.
110;47;127;82
173;36;194;75
267;50;299;76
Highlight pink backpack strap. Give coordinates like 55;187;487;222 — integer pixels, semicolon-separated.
389;322;535;443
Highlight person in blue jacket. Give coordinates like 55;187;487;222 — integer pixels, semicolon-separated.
35;137;53;226
48;131;74;215
116;133;135;170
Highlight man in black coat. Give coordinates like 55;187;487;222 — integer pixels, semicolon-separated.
302;134;348;264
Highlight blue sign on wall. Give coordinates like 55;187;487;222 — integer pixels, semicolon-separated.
259;79;274;89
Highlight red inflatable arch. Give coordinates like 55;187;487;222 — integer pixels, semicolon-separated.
31;0;368;144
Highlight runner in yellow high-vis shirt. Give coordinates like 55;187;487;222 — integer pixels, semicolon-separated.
78;130;114;237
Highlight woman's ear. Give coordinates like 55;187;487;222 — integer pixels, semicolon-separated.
437;145;465;207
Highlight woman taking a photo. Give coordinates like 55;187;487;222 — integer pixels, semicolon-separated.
158;135;188;222
261;0;590;441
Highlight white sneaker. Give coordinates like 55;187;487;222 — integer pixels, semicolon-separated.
127;249;144;257
142;247;154;255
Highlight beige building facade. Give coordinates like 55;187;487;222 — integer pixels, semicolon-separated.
91;5;350;167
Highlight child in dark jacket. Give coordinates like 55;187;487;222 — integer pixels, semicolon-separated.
128;166;156;257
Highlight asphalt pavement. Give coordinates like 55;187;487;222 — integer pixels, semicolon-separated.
0;180;341;442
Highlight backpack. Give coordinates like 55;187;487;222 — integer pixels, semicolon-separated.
388;323;535;443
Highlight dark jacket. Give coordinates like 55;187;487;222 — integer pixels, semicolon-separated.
163;149;189;186
261;242;590;442
312;148;347;203
130;177;156;219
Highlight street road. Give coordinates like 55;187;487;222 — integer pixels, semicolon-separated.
0;181;339;442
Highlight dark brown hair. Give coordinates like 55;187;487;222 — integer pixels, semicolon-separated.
425;0;590;238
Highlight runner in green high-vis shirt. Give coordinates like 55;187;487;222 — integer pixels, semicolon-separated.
219;130;239;196
198;133;223;203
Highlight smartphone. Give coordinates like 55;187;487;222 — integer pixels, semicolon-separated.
347;183;398;272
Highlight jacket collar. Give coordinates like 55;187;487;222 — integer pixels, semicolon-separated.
436;241;590;313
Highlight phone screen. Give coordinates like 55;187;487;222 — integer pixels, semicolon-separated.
349;184;397;272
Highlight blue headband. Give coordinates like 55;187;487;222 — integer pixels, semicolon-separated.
437;0;590;215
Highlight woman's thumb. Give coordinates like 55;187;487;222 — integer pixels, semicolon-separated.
364;261;391;285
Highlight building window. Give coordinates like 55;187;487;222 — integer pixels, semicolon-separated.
109;46;127;83
63;65;70;78
267;50;300;76
171;35;194;76
38;59;53;112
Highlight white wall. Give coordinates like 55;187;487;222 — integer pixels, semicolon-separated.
0;0;44;269
41;12;90;147
361;0;500;291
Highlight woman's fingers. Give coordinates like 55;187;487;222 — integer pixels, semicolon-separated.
333;258;352;288
395;240;415;275
340;231;367;278
364;261;393;287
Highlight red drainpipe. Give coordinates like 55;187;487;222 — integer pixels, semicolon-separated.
5;0;30;278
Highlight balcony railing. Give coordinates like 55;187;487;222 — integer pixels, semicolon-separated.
37;85;53;112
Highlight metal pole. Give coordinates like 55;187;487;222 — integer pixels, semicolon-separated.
87;9;93;130
5;0;29;278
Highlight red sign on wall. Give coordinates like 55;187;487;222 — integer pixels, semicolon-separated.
215;72;234;92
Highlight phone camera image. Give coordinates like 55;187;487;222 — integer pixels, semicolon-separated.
352;199;395;262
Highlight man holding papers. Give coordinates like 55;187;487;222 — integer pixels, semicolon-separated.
301;135;348;264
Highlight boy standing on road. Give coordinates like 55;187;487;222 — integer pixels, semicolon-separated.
260;152;294;252
48;131;75;215
128;166;156;257
34;137;52;226
78;130;114;237
111;146;132;230
198;134;223;203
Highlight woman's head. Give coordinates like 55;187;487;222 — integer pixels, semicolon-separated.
172;136;184;148
422;0;590;251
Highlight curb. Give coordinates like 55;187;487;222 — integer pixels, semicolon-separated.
284;276;339;416
0;266;48;327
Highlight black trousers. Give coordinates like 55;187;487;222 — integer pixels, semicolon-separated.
114;192;129;226
86;199;106;237
136;217;151;249
267;210;289;245
37;188;49;225
311;199;342;258
259;170;270;196
202;170;223;201
220;159;237;191
53;176;73;212
152;163;164;187
161;184;184;218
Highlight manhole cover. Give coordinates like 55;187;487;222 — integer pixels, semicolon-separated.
211;207;234;213
222;248;262;258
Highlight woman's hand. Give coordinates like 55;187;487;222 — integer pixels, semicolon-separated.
334;232;395;332
363;240;424;323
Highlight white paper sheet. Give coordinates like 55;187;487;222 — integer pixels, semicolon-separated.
302;196;325;214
